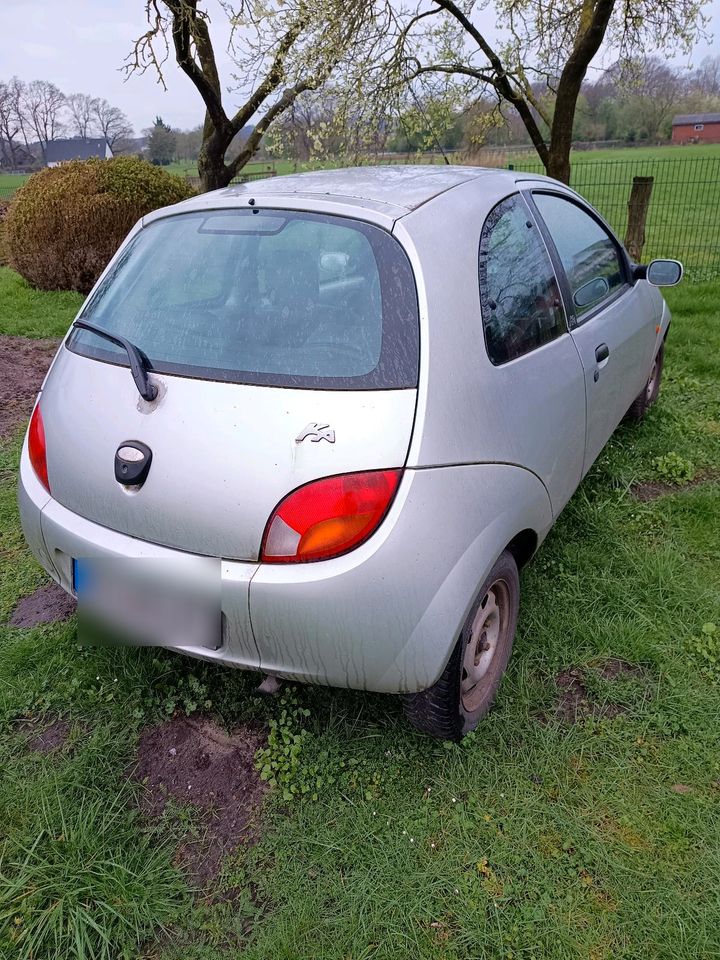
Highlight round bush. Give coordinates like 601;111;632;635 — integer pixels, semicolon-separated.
5;156;195;293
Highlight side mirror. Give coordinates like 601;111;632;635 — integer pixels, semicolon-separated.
645;259;683;287
573;276;610;309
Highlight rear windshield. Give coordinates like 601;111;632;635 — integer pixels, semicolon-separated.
67;209;419;390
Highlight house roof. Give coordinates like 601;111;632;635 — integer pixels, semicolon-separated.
671;112;720;126
45;138;110;162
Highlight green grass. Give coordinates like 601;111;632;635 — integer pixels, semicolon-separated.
168;144;720;278
0;172;28;198
508;144;720;277
6;144;719;279
0;267;84;337
1;272;719;958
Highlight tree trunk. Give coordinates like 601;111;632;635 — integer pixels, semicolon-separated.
197;114;263;191
197;118;234;191
545;143;571;184
198;150;230;191
542;0;616;184
545;75;582;183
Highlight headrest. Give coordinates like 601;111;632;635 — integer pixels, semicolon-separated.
266;250;318;307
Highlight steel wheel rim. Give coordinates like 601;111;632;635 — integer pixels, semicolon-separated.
461;579;509;713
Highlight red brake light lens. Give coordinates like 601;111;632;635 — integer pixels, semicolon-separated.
261;469;402;563
28;403;50;493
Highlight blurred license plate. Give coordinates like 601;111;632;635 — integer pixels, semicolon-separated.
73;557;221;650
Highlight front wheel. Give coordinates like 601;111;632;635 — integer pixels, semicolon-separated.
626;343;664;423
402;551;520;740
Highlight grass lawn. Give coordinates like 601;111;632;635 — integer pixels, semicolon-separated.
5;145;719;276
169;144;720;278
508;145;720;277
0;172;29;200
0;266;719;959
0;267;84;337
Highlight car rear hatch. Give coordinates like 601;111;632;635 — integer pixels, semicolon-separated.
38;206;419;562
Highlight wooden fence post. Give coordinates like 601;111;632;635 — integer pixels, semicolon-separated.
624;176;654;262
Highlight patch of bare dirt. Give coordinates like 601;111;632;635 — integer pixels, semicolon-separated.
596;657;645;681
10;582;76;627
541;660;643;725
17;716;72;753
0;335;59;438
631;471;719;502
133;714;268;887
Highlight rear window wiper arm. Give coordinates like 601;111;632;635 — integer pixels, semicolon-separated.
72;320;158;401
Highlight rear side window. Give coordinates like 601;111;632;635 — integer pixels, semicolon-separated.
479;194;566;365
68;209;419;390
532;193;626;318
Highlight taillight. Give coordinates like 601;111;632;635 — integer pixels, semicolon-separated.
261;469;402;563
28;403;50;493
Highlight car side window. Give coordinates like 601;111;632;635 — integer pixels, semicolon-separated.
479;194;566;365
532;192;626;319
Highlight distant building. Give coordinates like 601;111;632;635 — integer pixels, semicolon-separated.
671;113;720;145
45;137;113;167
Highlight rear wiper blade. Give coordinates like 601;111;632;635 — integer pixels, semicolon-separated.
73;320;158;401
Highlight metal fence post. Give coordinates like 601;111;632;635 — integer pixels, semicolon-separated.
624;176;654;262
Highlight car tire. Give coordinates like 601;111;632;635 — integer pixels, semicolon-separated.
402;551;520;741
626;343;664;423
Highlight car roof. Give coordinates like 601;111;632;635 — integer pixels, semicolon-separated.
170;165;546;218
220;165;503;210
147;164;565;233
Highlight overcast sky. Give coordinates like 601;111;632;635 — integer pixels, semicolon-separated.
4;0;720;136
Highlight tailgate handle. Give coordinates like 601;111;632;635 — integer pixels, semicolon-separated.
115;441;153;486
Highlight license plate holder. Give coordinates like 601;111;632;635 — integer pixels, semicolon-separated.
72;557;221;650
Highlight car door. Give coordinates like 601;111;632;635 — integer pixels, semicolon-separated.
528;190;657;474
476;192;586;514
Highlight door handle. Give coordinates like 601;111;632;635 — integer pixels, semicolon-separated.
595;343;610;363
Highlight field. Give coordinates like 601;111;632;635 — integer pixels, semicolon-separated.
0;263;719;959
2;142;718;191
5;144;717;280
0;172;29;196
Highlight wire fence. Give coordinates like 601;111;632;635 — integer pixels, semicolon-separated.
511;155;720;281
2;154;719;279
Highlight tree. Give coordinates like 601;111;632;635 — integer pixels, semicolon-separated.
67;92;99;138
126;0;383;191
267;87;348;161
0;77;24;169
94;99;134;148
386;0;709;182
174;123;204;163
19;80;66;159
691;54;720;97
146;115;176;164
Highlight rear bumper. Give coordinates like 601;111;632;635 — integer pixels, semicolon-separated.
19;441;260;670
19;439;554;694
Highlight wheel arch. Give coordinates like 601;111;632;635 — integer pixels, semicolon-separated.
505;528;539;570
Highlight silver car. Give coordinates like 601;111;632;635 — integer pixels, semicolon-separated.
18;166;682;739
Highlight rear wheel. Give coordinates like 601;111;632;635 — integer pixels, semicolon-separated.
626;343;664;423
402;551;520;740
